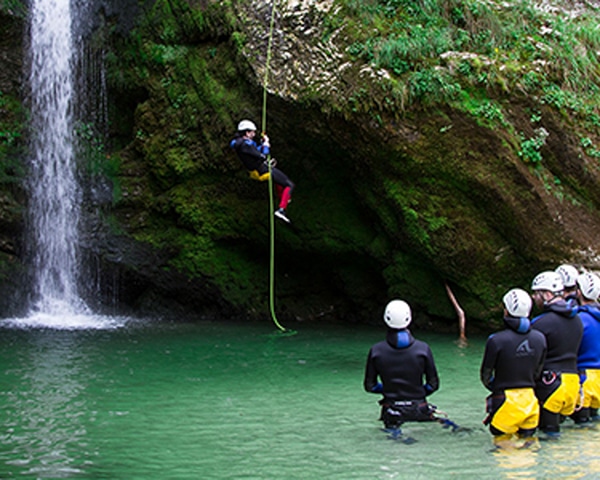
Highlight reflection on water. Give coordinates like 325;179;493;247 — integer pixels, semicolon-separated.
493;425;600;479
493;438;541;478
0;322;599;479
1;332;91;478
578;431;600;473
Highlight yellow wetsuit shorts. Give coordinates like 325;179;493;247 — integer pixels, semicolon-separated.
581;369;600;410
488;388;539;435
539;371;580;416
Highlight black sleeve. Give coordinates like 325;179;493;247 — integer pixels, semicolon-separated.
363;349;379;393
534;335;547;380
424;346;439;394
480;338;497;391
238;140;265;161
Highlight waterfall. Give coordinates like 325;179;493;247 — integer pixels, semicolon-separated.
5;0;127;329
27;0;87;315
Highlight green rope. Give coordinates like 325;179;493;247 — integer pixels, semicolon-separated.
261;1;276;137
262;1;287;333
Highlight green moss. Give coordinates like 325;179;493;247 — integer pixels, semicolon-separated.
100;0;600;326
381;179;452;254
0;0;25;17
0;90;24;176
454;90;510;129
128;209;268;310
171;233;267;307
382;252;453;318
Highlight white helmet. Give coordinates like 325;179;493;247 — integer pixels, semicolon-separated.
383;300;412;329
503;288;532;318
556;264;578;288
577;272;600;301
237;119;257;132
531;271;564;293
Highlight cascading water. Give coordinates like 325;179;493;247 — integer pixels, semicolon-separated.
7;0;125;329
27;0;85;316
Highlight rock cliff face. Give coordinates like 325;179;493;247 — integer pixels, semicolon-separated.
0;8;26;315
3;0;600;327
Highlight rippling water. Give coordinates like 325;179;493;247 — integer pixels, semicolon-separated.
0;319;599;479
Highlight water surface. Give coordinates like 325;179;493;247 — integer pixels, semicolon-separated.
0;320;599;479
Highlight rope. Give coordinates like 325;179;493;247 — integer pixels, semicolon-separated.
574;383;585;412
261;0;287;333
261;1;276;137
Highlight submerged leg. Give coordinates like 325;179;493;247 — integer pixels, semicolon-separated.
571;407;591;425
492;433;515;450
539;408;561;437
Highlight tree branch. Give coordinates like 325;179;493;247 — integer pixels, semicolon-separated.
445;282;467;347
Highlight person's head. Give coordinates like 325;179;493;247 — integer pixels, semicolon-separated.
383;299;411;330
531;270;564;308
556;264;578;294
576;272;600;304
237;119;257;138
503;288;532;318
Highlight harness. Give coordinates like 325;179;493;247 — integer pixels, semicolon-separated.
249;170;270;182
379;400;462;431
249;158;277;181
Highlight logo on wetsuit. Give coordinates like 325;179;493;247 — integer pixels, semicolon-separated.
515;339;534;357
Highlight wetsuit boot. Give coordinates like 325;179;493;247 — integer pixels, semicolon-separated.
571;407;591;424
539;408;560;437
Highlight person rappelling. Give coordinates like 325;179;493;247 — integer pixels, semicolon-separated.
230;119;295;224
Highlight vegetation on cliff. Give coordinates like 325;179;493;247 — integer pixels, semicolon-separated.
95;0;600;327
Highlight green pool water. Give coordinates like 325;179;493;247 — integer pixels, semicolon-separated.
0;318;599;479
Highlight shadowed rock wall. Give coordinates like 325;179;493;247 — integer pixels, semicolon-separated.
3;0;600;328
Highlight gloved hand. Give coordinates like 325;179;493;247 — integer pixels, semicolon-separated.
371;382;383;393
262;134;270;147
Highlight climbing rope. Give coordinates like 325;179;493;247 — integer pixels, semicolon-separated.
261;0;288;333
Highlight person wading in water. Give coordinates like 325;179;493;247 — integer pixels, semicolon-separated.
530;270;583;437
364;300;444;440
480;288;547;448
570;272;600;424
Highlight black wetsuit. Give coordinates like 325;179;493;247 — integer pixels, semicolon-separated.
230;136;268;172
364;329;439;427
480;316;547;436
230;135;295;208
531;299;583;432
480;316;547;394
531;300;582;374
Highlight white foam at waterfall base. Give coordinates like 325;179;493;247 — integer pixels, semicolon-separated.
3;313;129;330
3;298;129;330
